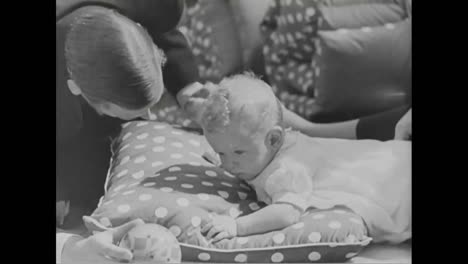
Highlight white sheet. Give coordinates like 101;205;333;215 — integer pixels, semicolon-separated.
349;243;411;263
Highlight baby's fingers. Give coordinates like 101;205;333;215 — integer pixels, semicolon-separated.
212;231;229;243
201;221;213;234
206;226;222;240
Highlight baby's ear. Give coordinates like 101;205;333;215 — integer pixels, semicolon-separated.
265;126;284;150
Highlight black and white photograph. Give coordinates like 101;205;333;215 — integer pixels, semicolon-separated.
56;0;412;263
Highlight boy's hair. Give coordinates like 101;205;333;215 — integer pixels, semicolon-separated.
201;72;283;135
65;7;165;110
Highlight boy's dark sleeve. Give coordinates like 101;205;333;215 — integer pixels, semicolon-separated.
129;0;199;98
356;105;411;141
153;29;200;99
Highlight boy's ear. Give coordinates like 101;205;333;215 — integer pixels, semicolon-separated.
67;79;82;96
265;126;284;150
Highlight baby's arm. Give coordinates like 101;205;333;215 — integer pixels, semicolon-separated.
236;162;312;236
236;203;301;236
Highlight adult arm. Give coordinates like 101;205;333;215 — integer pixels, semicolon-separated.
283;104;411;140
58;219;144;264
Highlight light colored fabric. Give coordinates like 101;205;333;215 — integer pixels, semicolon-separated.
248;129;411;243
56;233;80;264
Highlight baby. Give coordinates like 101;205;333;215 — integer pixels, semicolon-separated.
199;73;411;244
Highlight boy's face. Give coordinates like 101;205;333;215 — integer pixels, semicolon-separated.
204;122;274;181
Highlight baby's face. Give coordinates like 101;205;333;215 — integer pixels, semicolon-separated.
204;123;274;181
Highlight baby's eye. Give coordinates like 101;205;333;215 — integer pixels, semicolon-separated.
218;152;225;156
234;150;245;155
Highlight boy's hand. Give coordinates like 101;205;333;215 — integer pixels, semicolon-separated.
395;108;412;140
176;82;217;124
201;214;237;242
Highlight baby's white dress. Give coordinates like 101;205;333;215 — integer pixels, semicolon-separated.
247;130;411;243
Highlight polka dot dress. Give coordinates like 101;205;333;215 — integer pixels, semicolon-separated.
178;0;230;82
261;0;320;118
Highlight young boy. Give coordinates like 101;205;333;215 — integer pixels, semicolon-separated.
199;73;411;244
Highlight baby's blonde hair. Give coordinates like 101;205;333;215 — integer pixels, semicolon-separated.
201;72;283;136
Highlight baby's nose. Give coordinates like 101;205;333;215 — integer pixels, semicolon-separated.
223;161;239;173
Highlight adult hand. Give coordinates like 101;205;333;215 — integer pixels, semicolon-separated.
62;218;145;263
394;108;412;140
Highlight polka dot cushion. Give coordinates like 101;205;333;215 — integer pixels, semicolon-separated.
261;0;321;119
308;18;412;122
178;0;243;82
91;121;371;262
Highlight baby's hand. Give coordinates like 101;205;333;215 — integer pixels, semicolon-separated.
201;214;237;242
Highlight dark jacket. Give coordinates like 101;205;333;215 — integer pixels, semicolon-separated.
56;0;198;205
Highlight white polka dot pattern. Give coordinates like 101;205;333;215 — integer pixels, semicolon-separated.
236;237;249;245
113;184;126;192
169;225;182;237
308;252;321;261
151;161;164;167
138;194;152;201
160;187;173;193
197;193;209;200
122;132;132;140
176;198;190;207
205;170;217;177
120;156;130;165
312;214;325;220
152;146;165;152
122;190;135;196
273;233;286;244
153;136;166;143
134;144;146;149
116;170;128;178
136;133;148;140
127;182;139;188
171;142;184;148
168;166;181;172
198;253;211;261
170;153;183;159
131;170;144;179
155;207;168;218
117;204;130;213
218;191;229;199
238;192;247;200
308;232;321;243
328;221;342;229
134;156;146;164
292;222;304;229
202;181;214;187
143;182;155;187
234;253;247;262
249;203;260;211
271;252;284;262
